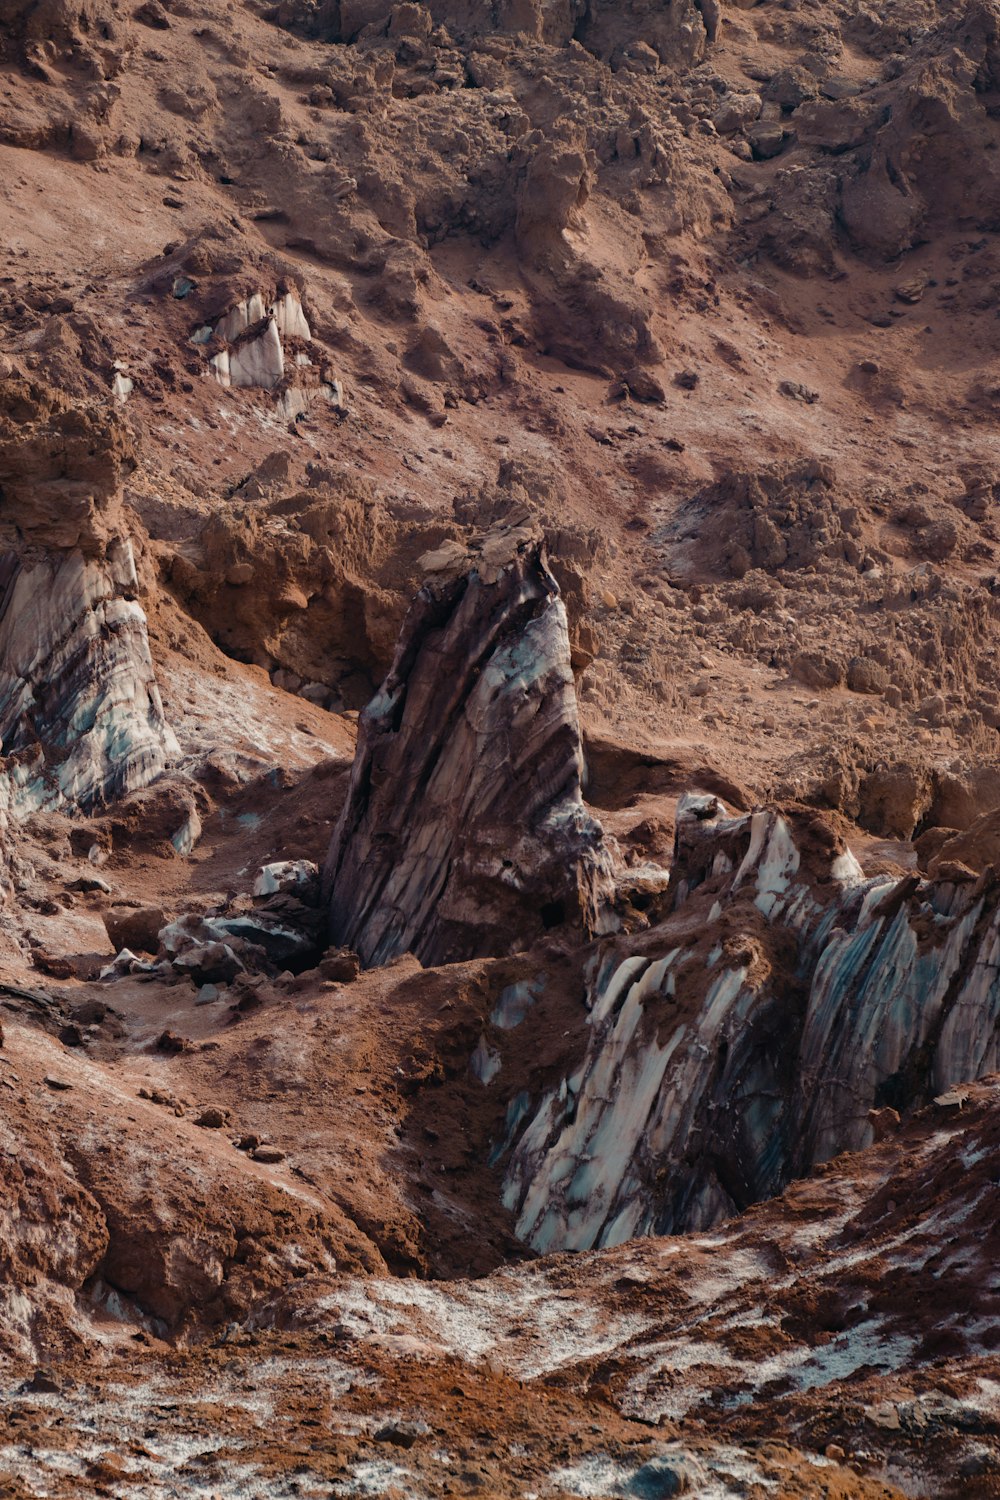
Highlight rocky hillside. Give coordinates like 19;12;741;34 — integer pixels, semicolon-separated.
3;0;1000;1495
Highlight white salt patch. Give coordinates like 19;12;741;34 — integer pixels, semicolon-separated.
548;1454;633;1497
333;1458;414;1495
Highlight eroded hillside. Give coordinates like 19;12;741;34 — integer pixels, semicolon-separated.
3;0;1000;1496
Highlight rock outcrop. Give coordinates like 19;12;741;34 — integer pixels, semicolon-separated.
0;376;175;814
324;528;613;967
0;540;175;814
504;794;1000;1252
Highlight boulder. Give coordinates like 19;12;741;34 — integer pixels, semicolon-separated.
713;92;761;136
159;903;321;981
794;97;880;153
103;906;167;955
846;656;888;695
789;651;844;691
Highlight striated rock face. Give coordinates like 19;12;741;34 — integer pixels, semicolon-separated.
324;529;613;967
504;795;1000;1253
0;376;176;815
0;541;176;815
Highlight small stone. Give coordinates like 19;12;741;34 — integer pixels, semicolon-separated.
319;949;360;984
252;860;319;900
194;983;221;1006
864;1402;901;1431
934;1087;971;1109
374;1423;420;1449
155;1030;188;1054
894;275;928;304
779;379;820;404
824;1444;846;1462
601;590;619;609
195;1106;228;1128
86;1455;130;1482
251;1145;286;1164
44;1075;72;1091
134;0;170;25
748;122;786;159
867;1106;900;1141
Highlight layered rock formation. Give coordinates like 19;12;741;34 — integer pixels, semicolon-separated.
0;376;175;815
504;795;1000;1252
7;0;1000;1492
0;540;175;814
324;528;613;967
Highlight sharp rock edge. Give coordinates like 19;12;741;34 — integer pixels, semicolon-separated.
323;529;614;968
0;539;178;817
505;794;1000;1253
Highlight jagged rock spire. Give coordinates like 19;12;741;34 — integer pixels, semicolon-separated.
324;525;612;968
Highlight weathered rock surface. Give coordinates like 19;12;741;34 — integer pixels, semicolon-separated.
167;475;456;710
504;794;1000;1252
7;0;1000;1491
0;374;131;552
0;377;176;814
0;541;176;814
158;902;321;981
324;529;613;967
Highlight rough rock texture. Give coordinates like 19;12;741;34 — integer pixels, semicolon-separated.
7;0;1000;1493
0;377;175;814
0;541;176;814
325;529;612;966
0;374;132;552
167;474;458;710
505;795;1000;1252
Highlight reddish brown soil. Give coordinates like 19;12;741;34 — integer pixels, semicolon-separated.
4;0;1000;1494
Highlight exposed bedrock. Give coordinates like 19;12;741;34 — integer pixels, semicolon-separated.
0;375;176;815
0;541;176;815
323;527;613;967
504;795;1000;1253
